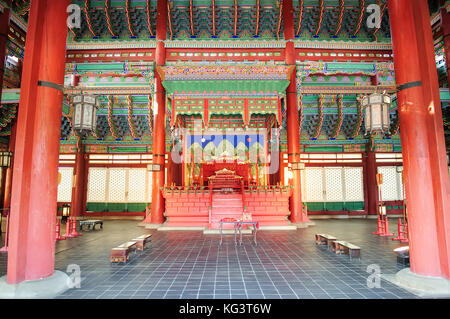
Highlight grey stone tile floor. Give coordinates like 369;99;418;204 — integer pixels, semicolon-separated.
0;219;419;299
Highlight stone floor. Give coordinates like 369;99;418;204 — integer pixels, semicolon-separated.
0;219;419;299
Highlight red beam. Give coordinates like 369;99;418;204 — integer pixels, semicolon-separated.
146;0;154;37
212;0;216;37
65;48;156;63
104;0;116;37
295;48;392;62
353;0;365;37
190;0;195;37
125;0;135;38
165;48;286;62
373;1;387;41
167;2;173;40
314;0;324;37
65;47;391;64
334;0;345;37
255;0;260;37
295;0;304;36
84;0;97;38
276;2;283;40
234;0;238;37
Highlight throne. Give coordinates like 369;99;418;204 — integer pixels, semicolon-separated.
202;153;250;186
207;168;243;190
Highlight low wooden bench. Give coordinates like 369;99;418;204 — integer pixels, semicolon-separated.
332;240;361;258
110;248;129;263
118;241;137;254
131;234;152;251
315;233;337;249
110;241;137;263
79;220;103;231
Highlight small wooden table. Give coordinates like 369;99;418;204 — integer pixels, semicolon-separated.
118;241;137;254
219;218;239;245
315;234;337;250
332;240;361;258
238;221;259;245
79;220;103;231
110;248;129;263
131;234;152;251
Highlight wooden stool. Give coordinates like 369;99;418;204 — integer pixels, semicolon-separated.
132;234;152;251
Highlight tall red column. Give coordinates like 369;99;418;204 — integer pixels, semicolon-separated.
388;0;450;279
279;151;284;186
143;0;167;225
71;140;87;218
166;154;173;186
363;151;378;215
6;0;70;284
283;0;310;224
3;120;16;210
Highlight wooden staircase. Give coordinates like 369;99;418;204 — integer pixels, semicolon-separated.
209;191;244;229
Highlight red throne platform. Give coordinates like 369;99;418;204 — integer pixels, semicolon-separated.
208;168;243;190
162;155;291;228
202;156;249;186
162;185;292;229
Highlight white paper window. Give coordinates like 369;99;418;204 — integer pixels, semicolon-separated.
324;168;344;201
302;166;364;202
304;168;324;202
87;168;107;202
57;167;73;202
87;167;153;203
344;167;364;201
108;169;127;202
128;169;147;202
378;166;403;201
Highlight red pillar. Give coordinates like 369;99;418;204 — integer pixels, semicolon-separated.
166;153;173;186
363;151;378;215
6;0;69;284
388;0;450;279
143;0;167;225
71;141;87;218
3;120;16;211
283;0;310;224
279;151;285;186
80;154;89;217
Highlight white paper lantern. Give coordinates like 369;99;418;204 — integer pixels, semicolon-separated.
71;95;100;137
0;151;12;168
362;92;391;135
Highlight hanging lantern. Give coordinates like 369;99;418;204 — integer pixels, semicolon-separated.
62;204;71;217
71;95;100;137
0;151;12;168
61;204;71;224
362;92;391;135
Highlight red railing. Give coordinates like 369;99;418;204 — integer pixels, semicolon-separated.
241;180;246;216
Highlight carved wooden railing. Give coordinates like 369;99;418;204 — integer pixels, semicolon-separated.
246;185;292;194
163;185;210;194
